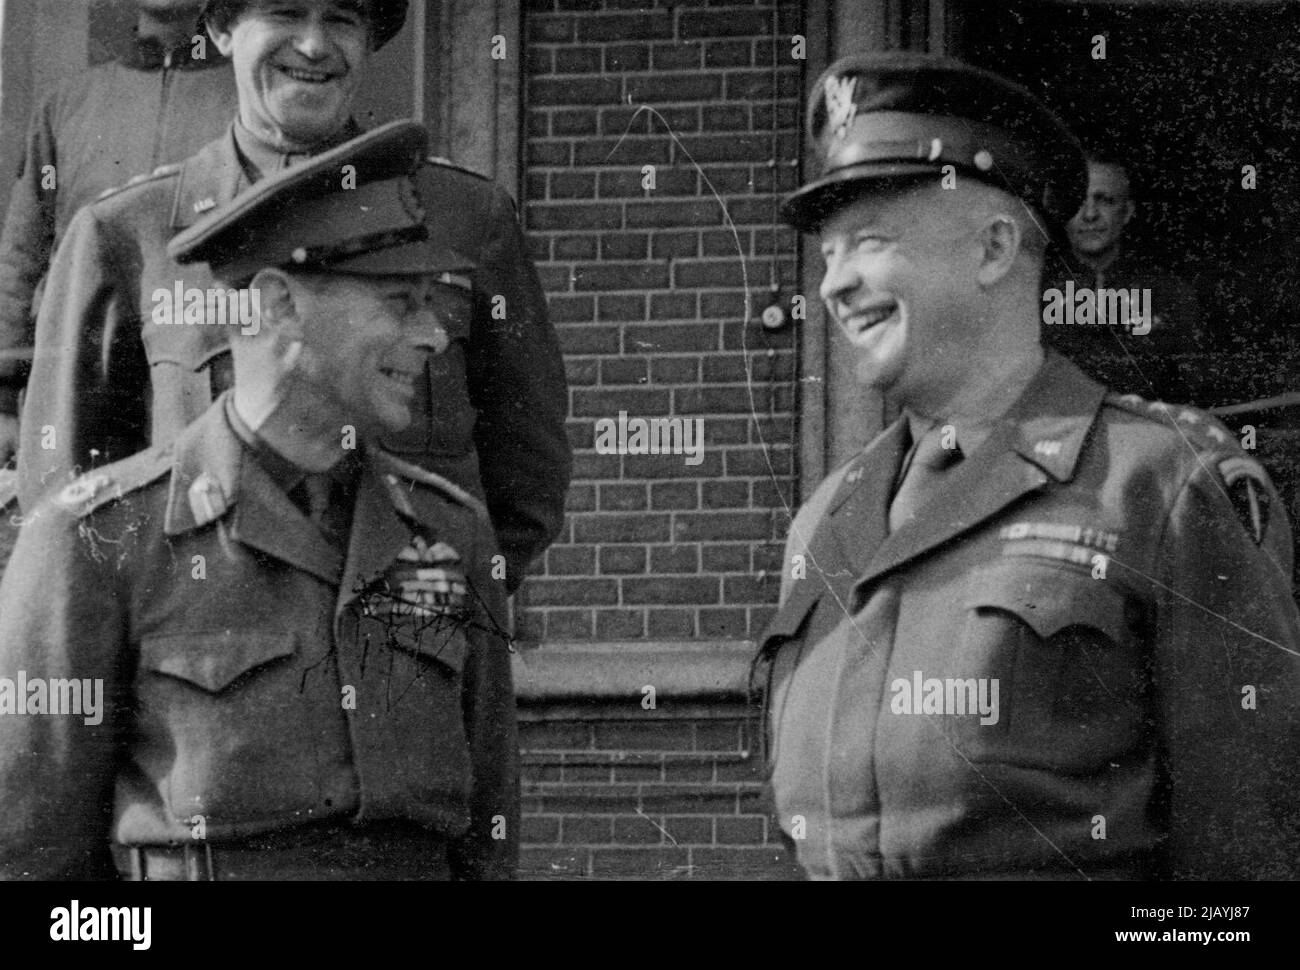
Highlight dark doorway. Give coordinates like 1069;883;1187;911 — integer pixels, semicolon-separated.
960;0;1299;567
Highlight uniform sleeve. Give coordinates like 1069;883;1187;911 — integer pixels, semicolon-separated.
466;186;571;592
448;539;519;880
1151;454;1300;879
0;504;129;880
0;91;61;413
16;205;148;511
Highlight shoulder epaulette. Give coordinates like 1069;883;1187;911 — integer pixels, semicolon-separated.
1103;392;1240;452
50;446;172;518
425;154;489;181
374;451;489;522
1106;392;1278;544
95;162;183;202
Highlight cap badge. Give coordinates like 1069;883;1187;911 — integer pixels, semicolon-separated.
824;75;858;141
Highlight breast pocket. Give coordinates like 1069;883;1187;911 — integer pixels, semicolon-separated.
382;285;477;459
135;631;330;822
944;559;1149;771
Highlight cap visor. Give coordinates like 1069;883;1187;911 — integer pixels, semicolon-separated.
781;162;950;232
324;239;470;276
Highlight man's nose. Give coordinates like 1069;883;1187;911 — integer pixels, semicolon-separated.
405;307;450;356
819;252;860;306
294;15;332;59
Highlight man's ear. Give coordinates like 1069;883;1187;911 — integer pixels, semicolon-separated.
207;18;234;58
1120;198;1136;228
250;269;303;342
976;214;1022;287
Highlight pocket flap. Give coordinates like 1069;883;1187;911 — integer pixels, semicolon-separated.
141;631;296;693
964;560;1130;643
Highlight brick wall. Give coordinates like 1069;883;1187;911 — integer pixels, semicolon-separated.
517;703;802;880
518;0;805;643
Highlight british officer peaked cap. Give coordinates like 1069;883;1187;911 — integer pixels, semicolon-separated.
169;119;457;281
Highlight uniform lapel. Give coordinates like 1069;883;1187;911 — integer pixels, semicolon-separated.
825;417;909;581
853;352;1107;596
162;397;345;585
336;459;419;619
169;126;250;231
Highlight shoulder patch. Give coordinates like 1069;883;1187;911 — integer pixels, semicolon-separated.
51;447;172;518
1218;455;1273;546
94;162;183;203
425;154;489;181
375;451;489;522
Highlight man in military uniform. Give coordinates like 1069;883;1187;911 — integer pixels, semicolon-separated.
757;52;1300;880
17;0;569;594
0;0;238;466
0;121;517;881
1042;156;1201;403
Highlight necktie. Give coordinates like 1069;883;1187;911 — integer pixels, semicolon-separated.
888;424;963;532
291;470;356;551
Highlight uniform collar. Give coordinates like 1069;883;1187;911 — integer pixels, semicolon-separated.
1001;348;1106;483
162;396;450;590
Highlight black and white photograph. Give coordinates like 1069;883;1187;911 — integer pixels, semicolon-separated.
0;0;1295;946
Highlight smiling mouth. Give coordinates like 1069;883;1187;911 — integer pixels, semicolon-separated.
845;302;899;337
379;366;418;391
277;65;340;84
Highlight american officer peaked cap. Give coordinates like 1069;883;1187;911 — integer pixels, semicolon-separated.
783;51;1088;241
169;119;456;280
202;0;409;51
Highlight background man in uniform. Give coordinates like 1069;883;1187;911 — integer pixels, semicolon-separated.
1043;156;1200;403
757;52;1300;880
0;122;517;881
17;0;570;595
0;0;238;465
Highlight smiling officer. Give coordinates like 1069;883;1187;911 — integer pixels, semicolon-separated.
757;52;1300;881
17;0;569;596
0;121;518;881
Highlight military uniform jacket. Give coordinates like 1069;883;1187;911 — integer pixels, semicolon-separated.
757;351;1300;880
0;39;238;411
17;122;570;590
0;399;518;880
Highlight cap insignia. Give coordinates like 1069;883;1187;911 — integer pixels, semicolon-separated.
824;75;858;141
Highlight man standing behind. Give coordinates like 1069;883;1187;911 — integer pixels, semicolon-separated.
0;122;518;880
758;53;1300;881
0;0;238;464
1043;157;1200;402
18;0;570;594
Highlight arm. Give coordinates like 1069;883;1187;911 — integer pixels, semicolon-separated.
16;205;148;510
466;186;571;592
0;504;127;880
448;549;519;880
1152;454;1300;879
0;91;61;419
